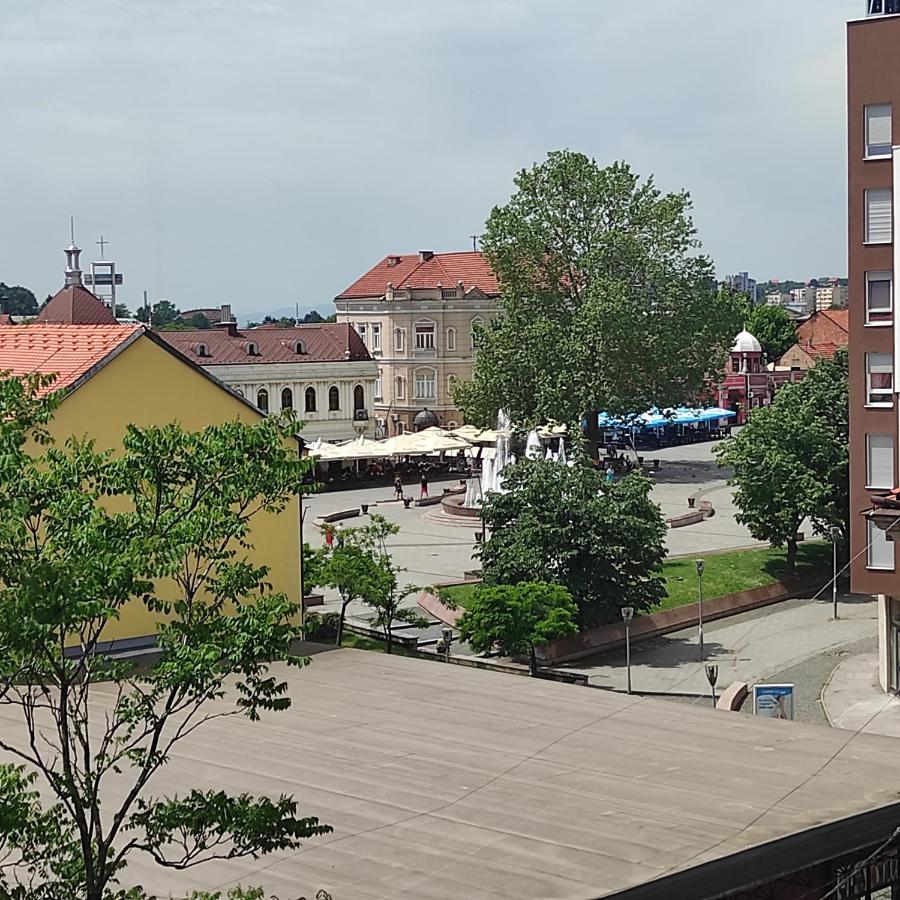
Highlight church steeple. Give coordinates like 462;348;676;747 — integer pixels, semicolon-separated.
64;217;83;287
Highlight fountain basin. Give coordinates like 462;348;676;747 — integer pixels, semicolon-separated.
441;495;481;518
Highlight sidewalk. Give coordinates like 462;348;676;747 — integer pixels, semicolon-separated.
822;649;900;737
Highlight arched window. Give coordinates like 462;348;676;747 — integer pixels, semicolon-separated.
414;368;436;400
446;327;456;351
470;317;484;350
281;387;293;411
395;376;405;400
242;341;259;356
256;389;269;413
305;386;317;413
353;384;365;411
328;385;340;411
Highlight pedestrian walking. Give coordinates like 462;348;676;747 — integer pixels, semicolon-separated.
420;471;429;499
393;474;403;501
605;465;615;485
324;524;334;548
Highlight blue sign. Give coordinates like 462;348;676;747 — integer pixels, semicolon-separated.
753;683;794;720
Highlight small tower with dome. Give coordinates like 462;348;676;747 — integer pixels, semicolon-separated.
719;329;772;424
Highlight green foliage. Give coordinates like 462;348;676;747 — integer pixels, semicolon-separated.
302;610;341;641
457;582;578;674
246;311;335;328
715;350;848;574
140;299;180;327
478;454;667;629
745;304;797;361
115;303;132;318
455;151;742;435
0;380;328;900
0;282;39;316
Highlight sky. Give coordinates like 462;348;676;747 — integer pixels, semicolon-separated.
0;0;862;319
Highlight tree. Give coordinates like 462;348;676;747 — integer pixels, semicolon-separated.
456;582;578;675
455;151;743;454
190;312;212;329
745;304;797;362
715;353;848;576
0;283;39;316
478;454;666;629
0;376;329;900
145;299;180;327
114;303;132;318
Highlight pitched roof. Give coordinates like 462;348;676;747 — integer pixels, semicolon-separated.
820;308;849;332
336;250;499;299
156;322;372;365
0;324;141;394
176;307;224;322
36;285;118;325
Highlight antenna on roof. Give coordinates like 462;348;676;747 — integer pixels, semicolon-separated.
70;216;75;244
470;234;479;251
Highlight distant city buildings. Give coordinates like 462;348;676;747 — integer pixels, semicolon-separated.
815;281;849;311
724;271;758;302
766;290;792;308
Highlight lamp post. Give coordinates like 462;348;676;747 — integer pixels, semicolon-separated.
705;664;719;708
695;558;705;660
622;607;634;694
831;526;841;621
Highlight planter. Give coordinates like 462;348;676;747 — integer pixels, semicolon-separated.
360;503;369;514
687;497;696;509
403;497;413;509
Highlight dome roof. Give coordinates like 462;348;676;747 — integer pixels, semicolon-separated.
413;408;440;431
731;330;763;354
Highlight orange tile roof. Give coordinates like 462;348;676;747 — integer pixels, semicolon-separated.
0;324;141;395
820;308;849;332
36;285;118;325
336;251;499;299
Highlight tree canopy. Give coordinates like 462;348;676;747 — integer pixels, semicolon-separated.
478;454;667;629
0;376;328;899
745;304;798;362
455;151;742;445
0;283;39;316
456;582;578;674
715;350;848;574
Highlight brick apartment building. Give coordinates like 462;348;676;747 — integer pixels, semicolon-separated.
848;2;900;691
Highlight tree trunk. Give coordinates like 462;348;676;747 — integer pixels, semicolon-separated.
785;537;798;578
585;409;601;462
336;596;350;646
529;645;538;677
385;627;393;654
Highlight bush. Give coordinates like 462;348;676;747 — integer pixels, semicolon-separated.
303;611;341;641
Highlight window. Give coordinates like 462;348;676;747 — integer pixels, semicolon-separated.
865;189;892;244
447;374;457;397
394;328;404;352
305;386;317;413
256;389;269;413
867;272;893;324
446;327;456;351
414;368;436;399
328;385;340;411
866;104;892;158
242;341;259;356
731;358;739;373
357;323;368;345
867;434;895;488
394;376;405;400
353;384;365;411
867;352;894;405
414;323;435;350
281;387;293;411
371;324;381;352
868;518;895;570
375;370;383;400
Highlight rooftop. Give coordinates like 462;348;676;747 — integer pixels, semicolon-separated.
156;323;371;365
108;649;900;900
0;323;141;394
336;250;500;299
36;284;118;326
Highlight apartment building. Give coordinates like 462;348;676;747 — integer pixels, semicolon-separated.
766;290;792;308
334;250;500;435
815;282;850;310
848;3;900;690
724;271;758;302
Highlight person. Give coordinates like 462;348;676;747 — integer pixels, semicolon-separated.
420;470;429;499
393;474;403;501
605;465;615;485
324;524;334;548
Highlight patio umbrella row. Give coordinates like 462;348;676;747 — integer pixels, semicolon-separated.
307;427;473;462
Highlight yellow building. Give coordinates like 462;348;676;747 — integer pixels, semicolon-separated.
0;318;301;650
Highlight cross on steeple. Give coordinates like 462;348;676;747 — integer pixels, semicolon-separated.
96;235;108;259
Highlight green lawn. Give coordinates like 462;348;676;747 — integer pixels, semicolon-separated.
438;541;831;614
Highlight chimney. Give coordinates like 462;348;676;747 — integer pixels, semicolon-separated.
419;250;434;262
216;303;238;337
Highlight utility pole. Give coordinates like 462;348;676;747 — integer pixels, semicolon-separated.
143;290;150;327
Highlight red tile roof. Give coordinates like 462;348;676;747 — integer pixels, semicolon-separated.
820;308;849;332
336;251;499;299
0;324;141;394
36;285;118;325
156;323;372;365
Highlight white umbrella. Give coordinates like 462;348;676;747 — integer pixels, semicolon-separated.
331;435;388;460
306;438;345;461
525;429;543;460
382;427;471;456
558;440;567;467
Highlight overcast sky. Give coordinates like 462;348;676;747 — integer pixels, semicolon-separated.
0;0;861;318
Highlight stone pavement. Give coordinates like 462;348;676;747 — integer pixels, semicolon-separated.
560;594;877;712
822;646;900;737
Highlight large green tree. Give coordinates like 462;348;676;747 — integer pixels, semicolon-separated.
455;151;742;451
456;582;578;675
0;283;39;316
478;455;667;629
0;376;329;900
715;350;848;575
745;304;797;362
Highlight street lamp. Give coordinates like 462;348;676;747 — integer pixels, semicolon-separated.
622;607;634;694
831;526;841;621
705;664;719;708
695;558;705;660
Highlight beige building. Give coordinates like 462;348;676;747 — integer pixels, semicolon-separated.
334;250;500;434
815;282;849;311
